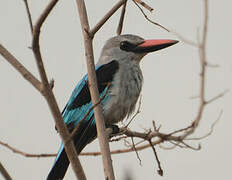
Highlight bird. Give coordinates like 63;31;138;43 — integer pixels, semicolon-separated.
47;34;178;180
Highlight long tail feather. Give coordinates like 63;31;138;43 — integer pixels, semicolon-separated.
47;119;96;180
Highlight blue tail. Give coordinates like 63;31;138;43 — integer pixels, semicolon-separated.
47;119;96;180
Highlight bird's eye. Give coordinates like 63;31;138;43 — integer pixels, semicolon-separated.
120;41;135;51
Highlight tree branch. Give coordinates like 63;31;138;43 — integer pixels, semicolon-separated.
75;0;115;179
132;0;169;32
22;0;33;35
0;161;12;180
0;43;44;95
117;0;127;35
31;0;86;179
89;0;126;37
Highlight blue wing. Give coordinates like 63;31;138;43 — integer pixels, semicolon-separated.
62;60;119;129
47;60;119;180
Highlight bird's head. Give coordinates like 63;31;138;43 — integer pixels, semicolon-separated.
97;34;178;65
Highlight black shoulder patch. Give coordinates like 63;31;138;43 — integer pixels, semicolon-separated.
68;60;119;110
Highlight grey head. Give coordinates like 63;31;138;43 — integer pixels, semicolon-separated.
97;34;178;65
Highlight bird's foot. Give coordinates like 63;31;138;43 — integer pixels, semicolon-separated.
105;124;120;138
107;124;120;134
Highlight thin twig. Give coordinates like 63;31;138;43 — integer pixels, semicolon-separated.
0;161;12;180
0;140;56;158
132;0;169;32
167;124;193;136
206;90;229;104
22;0;33;35
0;43;44;95
131;137;142;165
89;0;126;37
134;0;153;12
148;140;163;176
180;141;201;151
187;110;222;140
180;0;209;140
117;0;127;35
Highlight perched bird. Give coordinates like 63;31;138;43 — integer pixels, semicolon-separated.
47;34;178;180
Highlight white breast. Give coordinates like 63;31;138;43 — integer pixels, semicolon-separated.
103;60;143;124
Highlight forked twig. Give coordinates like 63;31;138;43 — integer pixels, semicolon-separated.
132;0;169;32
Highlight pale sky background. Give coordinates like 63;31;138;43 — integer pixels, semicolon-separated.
0;0;232;180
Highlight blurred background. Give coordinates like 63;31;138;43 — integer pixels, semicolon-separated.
0;0;231;179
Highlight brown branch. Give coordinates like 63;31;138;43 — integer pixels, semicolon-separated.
186;110;222;141
206;90;229;104
89;0;126;37
0;161;12;180
31;0;86;179
22;0;33;35
132;0;169;32
134;0;153;12
0;140;56;158
179;0;209;140
131;137;142;165
0;43;44;95
117;0;127;35
148;140;163;176
75;0;115;179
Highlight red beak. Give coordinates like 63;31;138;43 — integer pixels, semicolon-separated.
133;39;179;53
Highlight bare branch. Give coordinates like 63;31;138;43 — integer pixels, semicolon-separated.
179;0;209;140
75;0;115;179
22;0;33;35
132;0;169;32
31;0;86;179
187;110;222;140
0;140;56;158
0;161;12;180
206;90;229;104
134;0;153;12
90;0;126;37
148;140;163;176
131;137;142;165
117;0;127;35
0;43;44;95
180;141;201;151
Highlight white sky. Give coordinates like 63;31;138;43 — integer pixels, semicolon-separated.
0;0;232;179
